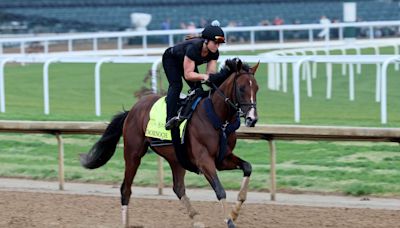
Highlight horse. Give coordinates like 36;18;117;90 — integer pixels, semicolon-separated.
80;59;260;228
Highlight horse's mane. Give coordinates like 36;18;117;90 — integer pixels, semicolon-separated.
241;63;251;73
217;62;251;89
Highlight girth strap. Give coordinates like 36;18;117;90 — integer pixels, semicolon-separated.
203;98;240;164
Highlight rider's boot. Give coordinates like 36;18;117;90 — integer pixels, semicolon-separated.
165;116;180;130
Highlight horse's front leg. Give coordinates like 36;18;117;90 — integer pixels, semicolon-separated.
199;157;236;228
162;149;202;227
168;159;199;218
218;154;252;222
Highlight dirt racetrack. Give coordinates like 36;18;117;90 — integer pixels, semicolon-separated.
1;190;399;228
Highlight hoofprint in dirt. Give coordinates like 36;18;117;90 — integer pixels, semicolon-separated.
0;191;399;228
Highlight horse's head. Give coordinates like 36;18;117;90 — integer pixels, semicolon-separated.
231;59;260;127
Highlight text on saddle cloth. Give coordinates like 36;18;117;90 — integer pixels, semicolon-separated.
145;96;186;141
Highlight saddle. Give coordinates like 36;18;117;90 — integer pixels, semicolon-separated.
177;87;207;123
145;87;207;147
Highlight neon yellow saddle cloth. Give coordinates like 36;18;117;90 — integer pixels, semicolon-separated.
145;96;186;140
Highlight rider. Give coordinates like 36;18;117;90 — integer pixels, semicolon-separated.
163;20;236;130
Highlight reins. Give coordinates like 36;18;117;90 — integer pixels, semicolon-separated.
203;71;250;165
209;82;239;112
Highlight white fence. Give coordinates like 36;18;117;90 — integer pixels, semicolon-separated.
1;54;399;124
265;40;400;96
219;55;400;124
1;20;400;124
0;56;161;116
1;20;400;56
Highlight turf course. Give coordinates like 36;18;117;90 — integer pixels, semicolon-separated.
0;48;399;196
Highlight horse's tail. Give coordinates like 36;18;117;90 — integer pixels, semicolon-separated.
80;111;129;169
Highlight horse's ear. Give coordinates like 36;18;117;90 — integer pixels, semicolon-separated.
249;61;260;74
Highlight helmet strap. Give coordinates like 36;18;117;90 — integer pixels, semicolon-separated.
203;41;211;55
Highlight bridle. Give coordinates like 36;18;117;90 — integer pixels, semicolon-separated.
209;71;257;117
233;72;257;117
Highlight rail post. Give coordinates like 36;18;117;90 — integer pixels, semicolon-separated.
268;139;276;201
55;133;65;190
380;56;400;124
43;58;59;115
292;57;312;122
0;57;14;113
94;58;112;116
152;56;164;195
157;157;164;195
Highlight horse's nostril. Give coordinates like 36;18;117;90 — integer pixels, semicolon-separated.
245;118;258;127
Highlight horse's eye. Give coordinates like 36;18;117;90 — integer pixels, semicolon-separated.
239;86;245;93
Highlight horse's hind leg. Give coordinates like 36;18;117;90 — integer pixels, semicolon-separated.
120;138;148;228
218;154;252;222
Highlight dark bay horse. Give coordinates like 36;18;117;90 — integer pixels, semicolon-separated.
80;59;260;228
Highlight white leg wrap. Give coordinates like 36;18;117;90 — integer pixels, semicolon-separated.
230;201;243;221
238;176;250;201
121;205;129;227
181;195;202;227
220;199;232;224
181;195;199;219
231;176;250;221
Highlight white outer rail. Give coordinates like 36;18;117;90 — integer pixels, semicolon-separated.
0;55;399;123
0;56;161;116
220;55;400;124
265;42;400;106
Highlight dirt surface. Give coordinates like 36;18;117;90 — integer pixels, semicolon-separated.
1;191;399;228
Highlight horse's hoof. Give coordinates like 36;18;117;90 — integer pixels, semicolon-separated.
189;210;199;219
226;218;235;228
193;221;205;228
230;210;239;221
226;219;236;228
